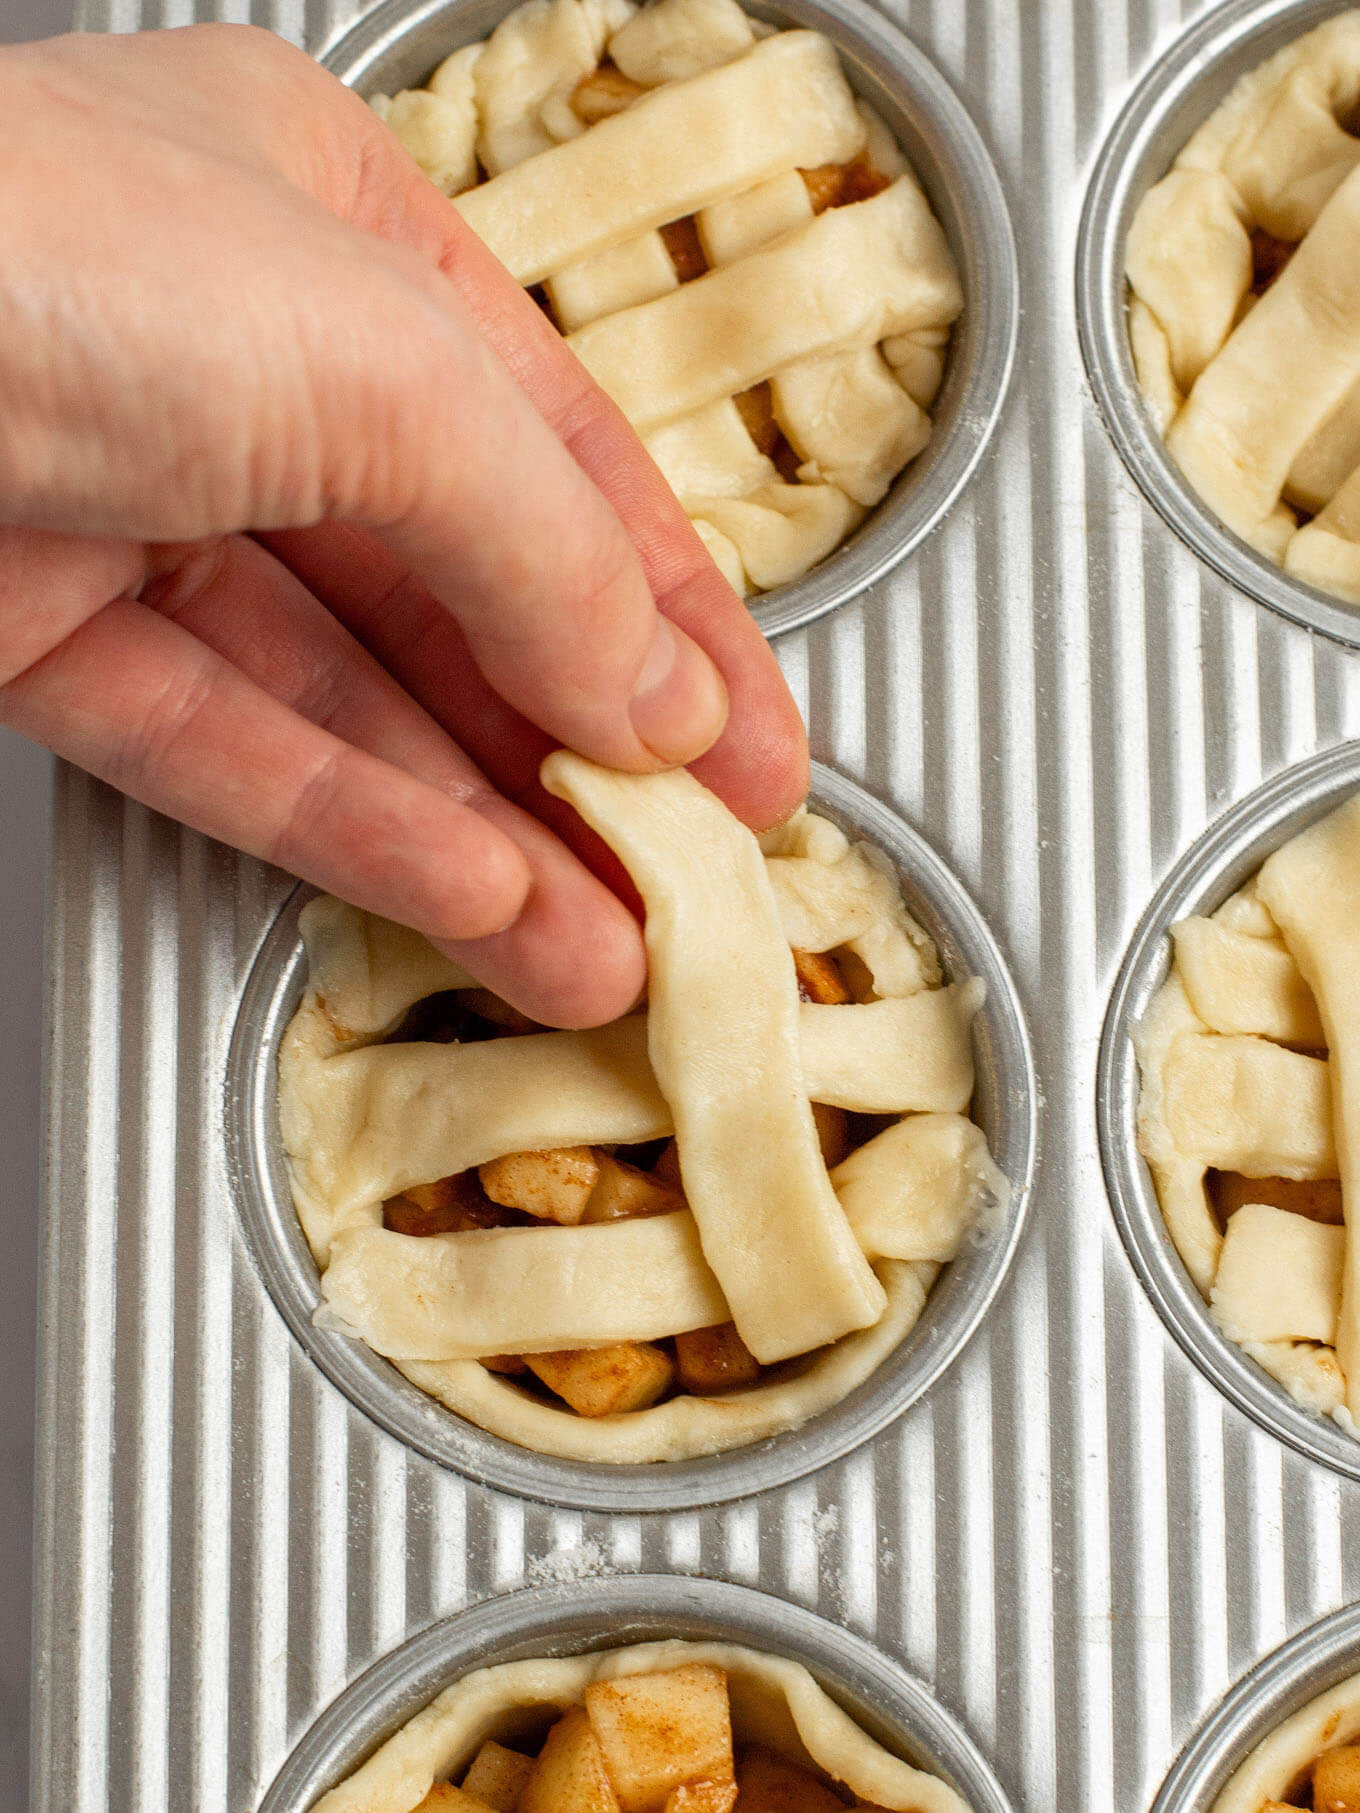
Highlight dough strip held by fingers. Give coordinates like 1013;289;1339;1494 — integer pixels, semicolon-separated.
541;751;885;1363
1257;794;1360;1422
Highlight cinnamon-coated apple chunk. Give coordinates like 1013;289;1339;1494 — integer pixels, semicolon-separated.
582;1154;689;1223
663;1784;738;1812
519;1706;622;1813
674;1323;762;1396
734;1744;847;1812
460;1740;534;1811
413;1784;495;1812
1315;1746;1360;1813
479;1147;601;1225
526;1343;675;1416
584;1664;734;1813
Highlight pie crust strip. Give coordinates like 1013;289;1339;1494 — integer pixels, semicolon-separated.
320;1213;730;1360
454;31;865;285
311;1638;971;1813
1257;794;1360;1420
541;751;885;1364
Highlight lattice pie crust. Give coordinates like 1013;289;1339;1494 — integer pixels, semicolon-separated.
370;0;963;595
278;754;1005;1463
312;1639;970;1813
1136;792;1360;1429
1126;12;1360;606
1210;1669;1360;1813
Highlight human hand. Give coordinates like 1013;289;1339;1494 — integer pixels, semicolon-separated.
0;25;807;1026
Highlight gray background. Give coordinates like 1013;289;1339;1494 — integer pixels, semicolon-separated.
2;8;75;1809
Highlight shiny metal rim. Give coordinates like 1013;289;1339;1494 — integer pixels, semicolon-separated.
1097;739;1360;1480
256;1575;1015;1813
1151;1602;1360;1811
320;0;1019;641
1075;0;1360;649
224;762;1037;1513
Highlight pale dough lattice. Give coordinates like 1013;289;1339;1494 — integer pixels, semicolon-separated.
1136;791;1360;1428
311;1639;970;1813
370;0;963;595
278;755;1005;1464
1126;11;1360;605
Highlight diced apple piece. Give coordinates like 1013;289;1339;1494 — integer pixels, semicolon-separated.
653;1141;683;1186
572;63;648;123
1315;1747;1360;1813
385;1174;516;1237
835;947;878;1003
674;1324;762;1396
1211;1170;1345;1226
413;1783;496;1812
811;1102;851;1168
734;1746;845;1813
479;1147;601;1225
585;1664;734;1813
583;1154;689;1223
478;1354;529;1376
520;1707;622;1813
664;1784;738;1813
461;1739;535;1812
793;949;852;1004
526;1344;675;1417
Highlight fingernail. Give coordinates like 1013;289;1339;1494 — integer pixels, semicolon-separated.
628;618;729;765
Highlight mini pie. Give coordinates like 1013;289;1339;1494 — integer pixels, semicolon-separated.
1210;1669;1360;1813
278;753;1006;1464
370;0;963;596
311;1642;970;1813
1126;12;1360;605
1136;791;1360;1427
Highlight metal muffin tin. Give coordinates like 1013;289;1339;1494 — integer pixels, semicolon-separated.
1077;0;1360;651
1099;739;1360;1480
225;762;1036;1514
39;0;1360;1807
1151;1603;1360;1812
257;1576;1014;1811
321;0;1019;642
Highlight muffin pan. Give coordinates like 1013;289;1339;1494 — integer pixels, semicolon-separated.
34;0;1360;1810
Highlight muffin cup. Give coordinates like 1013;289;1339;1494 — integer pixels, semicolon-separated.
225;762;1036;1513
255;1574;1013;1813
1149;1603;1360;1813
1075;0;1360;649
1097;740;1360;1480
320;0;1018;640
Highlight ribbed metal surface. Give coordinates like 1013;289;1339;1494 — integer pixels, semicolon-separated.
41;0;1360;1809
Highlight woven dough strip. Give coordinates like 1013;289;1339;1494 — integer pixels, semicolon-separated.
542;749;884;1363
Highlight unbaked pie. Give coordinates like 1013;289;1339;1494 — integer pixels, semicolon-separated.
1126;12;1360;605
369;0;963;595
1210;1669;1360;1812
312;1643;969;1813
278;754;1006;1463
1136;790;1360;1426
